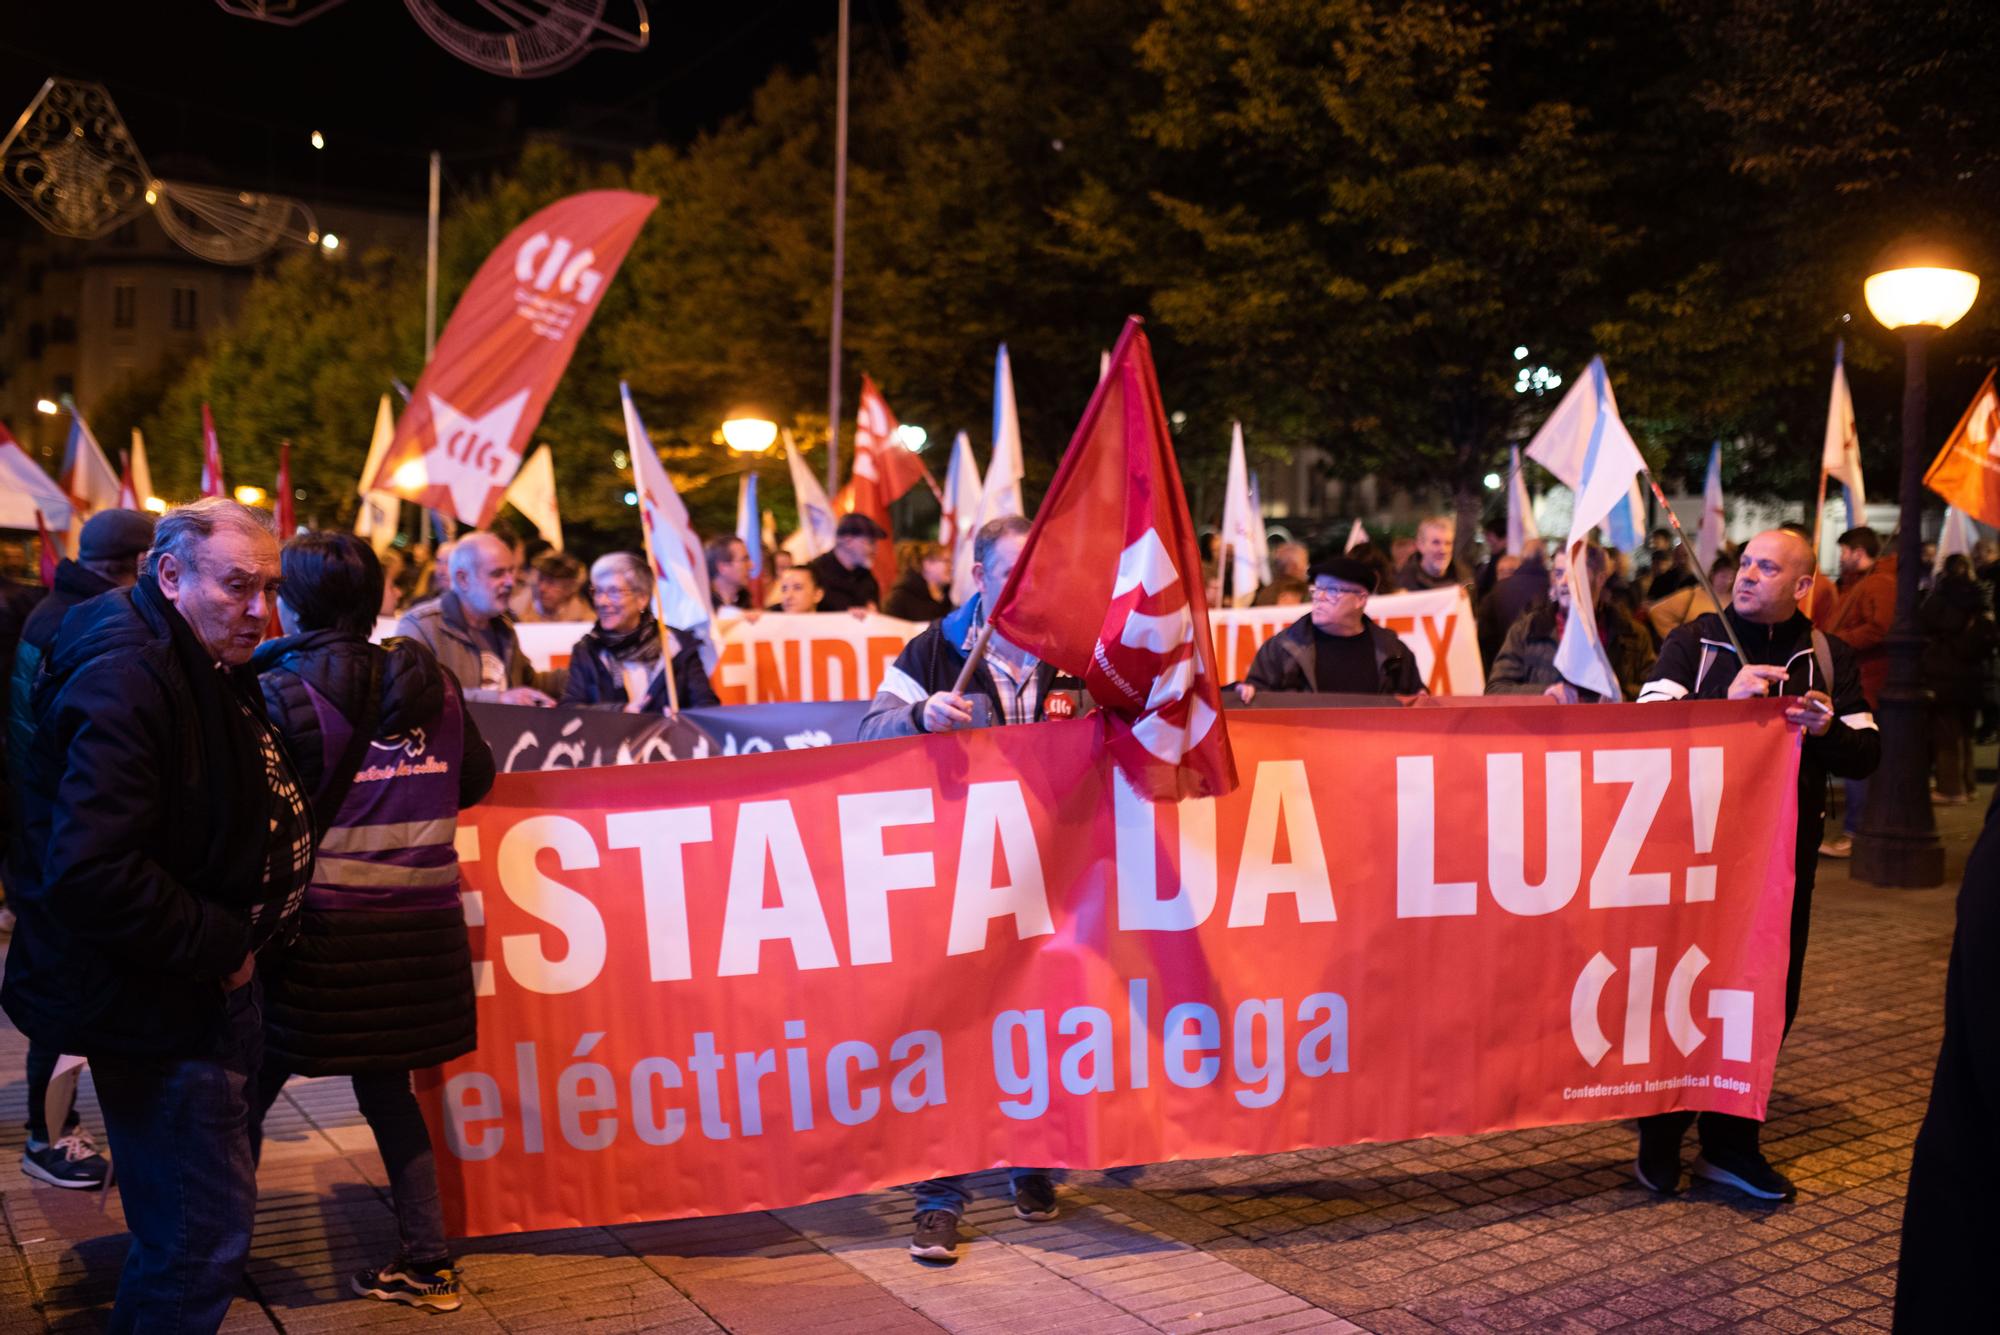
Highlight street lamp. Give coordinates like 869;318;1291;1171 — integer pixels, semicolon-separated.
721;416;778;454
1852;237;1981;888
35;398;59;415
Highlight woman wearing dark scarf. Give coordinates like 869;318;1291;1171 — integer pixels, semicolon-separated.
563;552;719;712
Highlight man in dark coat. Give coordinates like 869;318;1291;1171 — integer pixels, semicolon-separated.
4;507;153;1192
1631;528;1880;1202
3;498;314;1333
1237;556;1424;700
808;512;887;612
1485;542;1651;703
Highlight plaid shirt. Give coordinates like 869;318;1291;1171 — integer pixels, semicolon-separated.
963;616;1041;727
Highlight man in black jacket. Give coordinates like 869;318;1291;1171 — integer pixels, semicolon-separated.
1632;528;1880;1202
4;506;153;1191
1236;556;1423;701
808;512;886;612
3;498;314;1334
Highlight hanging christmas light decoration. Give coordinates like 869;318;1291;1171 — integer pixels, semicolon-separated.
150;180;323;265
0;79;151;239
214;0;649;78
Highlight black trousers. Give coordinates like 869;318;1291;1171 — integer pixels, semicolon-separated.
1636;827;1817;1155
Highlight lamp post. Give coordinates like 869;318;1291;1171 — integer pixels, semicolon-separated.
1852;239;1981;888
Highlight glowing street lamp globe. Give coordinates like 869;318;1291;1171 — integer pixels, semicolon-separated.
1864;239;1980;331
721;417;778;454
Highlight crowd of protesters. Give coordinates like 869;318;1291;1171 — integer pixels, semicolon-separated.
5;492;2000;1329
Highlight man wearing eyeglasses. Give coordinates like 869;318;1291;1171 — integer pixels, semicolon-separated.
1236;556;1423;701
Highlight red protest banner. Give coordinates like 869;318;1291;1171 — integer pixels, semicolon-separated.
421;701;1799;1236
368;191;656;527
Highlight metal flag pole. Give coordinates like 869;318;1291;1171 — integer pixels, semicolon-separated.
1643;472;1748;664
425;151;441;362
825;0;850;497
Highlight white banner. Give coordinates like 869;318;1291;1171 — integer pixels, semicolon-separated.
468;587;1483;702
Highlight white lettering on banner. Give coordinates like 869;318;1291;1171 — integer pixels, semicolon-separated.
1400;746;1720;919
460;744;1734;993
1570;945;1756;1069
488;592;1485;698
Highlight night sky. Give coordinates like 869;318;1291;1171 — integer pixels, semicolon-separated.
0;1;856;227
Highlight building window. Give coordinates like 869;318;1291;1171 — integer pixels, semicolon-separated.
113;285;137;328
26;323;45;358
171;286;198;330
52;374;74;398
50;315;77;344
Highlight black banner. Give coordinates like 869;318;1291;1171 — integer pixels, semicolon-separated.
470;700;871;772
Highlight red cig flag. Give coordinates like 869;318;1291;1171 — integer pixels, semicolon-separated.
838;374;930;595
988;317;1237;799
274;441;295;536
366;191;656;528
200;403;225;499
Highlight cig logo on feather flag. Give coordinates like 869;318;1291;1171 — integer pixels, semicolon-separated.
368;190;656;527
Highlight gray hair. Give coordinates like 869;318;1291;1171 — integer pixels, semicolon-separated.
973;514;1031;571
142;498;272;579
447;532;514;585
590;551;654;599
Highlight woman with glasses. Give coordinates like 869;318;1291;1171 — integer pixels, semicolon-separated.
561;552;719;712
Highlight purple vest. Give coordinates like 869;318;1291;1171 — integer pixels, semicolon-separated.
304;684;465;912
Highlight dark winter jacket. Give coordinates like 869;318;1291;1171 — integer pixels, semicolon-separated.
1395;553;1471;593
1485;598;1653;702
884;568;953;623
1920;573;1999;710
252;630;495;1075
858;596;1077;739
1638;609;1880;851
2;577;297;1058
1242;614;1424;696
560;614;719;712
6;560;119;785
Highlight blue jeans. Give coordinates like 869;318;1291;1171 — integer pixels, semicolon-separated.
912;1168;1051;1217
1844;777;1869;835
90;981;263;1335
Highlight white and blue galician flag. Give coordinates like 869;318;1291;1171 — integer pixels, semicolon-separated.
942;429;985;605
735;470;762;581
1526;356;1650;700
1505;443;1539;556
60;408;121;515
1696;440;1726;570
782;428;837;563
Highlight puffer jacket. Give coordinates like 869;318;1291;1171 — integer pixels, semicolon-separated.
252;630;495;1074
6;560;118;789
3;577;287;1057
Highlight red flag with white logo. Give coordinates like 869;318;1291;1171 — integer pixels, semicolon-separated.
274;441;295;536
366;191;656;527
200;403;225;499
987;318;1237;800
34;509;59;586
839;374;931;594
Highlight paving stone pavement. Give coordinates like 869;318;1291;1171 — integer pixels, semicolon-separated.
0;788;1978;1332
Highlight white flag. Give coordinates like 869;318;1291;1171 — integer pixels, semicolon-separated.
1219;421;1264;606
622;382;721;672
1345;518;1369;553
502;443;563;551
1822;342;1866;528
1696;440;1725;571
1937;506;1976;573
1506;443;1539;557
61;411;121;516
782;428;837;562
129;428;153;508
1526;356;1649;700
354;394;403;554
981;343;1027;523
942;429;984;604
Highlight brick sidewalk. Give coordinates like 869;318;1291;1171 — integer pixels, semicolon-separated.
0;796;1975;1333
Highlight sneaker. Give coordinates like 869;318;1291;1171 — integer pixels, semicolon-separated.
909;1209;962;1264
21;1131;109;1190
1693;1149;1796;1202
352;1258;463;1312
1931;792;1969;806
1633;1135;1681;1197
1011;1174;1059;1221
1817;836;1852;858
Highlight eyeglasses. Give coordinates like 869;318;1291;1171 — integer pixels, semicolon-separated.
591;584;640;604
1309;583;1369;602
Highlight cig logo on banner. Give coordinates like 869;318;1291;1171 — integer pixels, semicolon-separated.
513;232;608;339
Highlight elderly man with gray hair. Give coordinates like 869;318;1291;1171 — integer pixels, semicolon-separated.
3;498;316;1333
395;530;556;706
